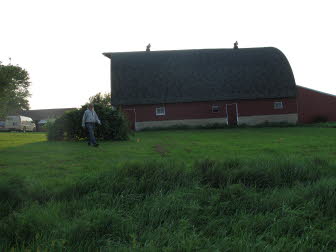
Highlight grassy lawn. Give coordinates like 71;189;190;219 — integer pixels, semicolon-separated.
0;128;336;250
1;128;336;182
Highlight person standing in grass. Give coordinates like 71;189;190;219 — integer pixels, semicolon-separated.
82;104;101;147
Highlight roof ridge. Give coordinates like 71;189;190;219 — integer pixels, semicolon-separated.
103;47;278;57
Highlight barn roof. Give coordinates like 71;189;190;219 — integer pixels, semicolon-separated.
103;47;297;106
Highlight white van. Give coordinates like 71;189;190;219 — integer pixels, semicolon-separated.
5;116;36;132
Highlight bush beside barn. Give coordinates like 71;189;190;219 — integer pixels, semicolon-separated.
47;104;130;141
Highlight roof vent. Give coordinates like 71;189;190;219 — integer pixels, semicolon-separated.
146;43;151;52
234;41;238;49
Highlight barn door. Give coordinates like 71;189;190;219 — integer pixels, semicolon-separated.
226;103;238;126
123;109;136;130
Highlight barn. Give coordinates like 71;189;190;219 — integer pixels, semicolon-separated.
103;47;335;130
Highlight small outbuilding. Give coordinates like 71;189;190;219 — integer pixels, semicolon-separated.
21;108;75;131
297;86;336;123
103;47;335;130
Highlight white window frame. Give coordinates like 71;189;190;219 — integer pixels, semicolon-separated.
274;101;283;109
212;105;220;113
156;107;165;116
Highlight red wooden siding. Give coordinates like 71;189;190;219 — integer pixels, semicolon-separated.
121;98;297;123
237;98;297;116
297;86;336;123
123;109;136;130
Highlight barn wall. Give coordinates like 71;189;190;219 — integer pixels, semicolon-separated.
297;86;336;123
122;98;298;130
122;98;297;122
237;98;297;116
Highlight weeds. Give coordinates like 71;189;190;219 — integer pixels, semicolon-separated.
0;158;335;250
196;158;321;188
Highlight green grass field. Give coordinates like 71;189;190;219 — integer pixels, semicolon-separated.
1;128;336;250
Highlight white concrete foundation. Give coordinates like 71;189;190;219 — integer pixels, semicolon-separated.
238;113;298;126
135;117;227;131
134;113;298;130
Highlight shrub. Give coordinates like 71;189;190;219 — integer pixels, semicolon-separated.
47;104;130;141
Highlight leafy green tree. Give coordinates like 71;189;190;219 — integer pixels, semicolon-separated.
89;92;111;107
0;62;31;119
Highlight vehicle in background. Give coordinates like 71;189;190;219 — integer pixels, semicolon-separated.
4;116;36;132
37;119;55;132
0;121;5;131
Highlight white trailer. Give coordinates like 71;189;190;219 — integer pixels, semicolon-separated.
5;116;36;132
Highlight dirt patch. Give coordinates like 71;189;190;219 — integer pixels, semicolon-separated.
153;144;170;157
184;148;192;153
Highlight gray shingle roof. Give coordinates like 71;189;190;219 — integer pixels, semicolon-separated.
103;47;296;106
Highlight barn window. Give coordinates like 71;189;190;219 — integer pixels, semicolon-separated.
212;105;220;113
156;107;165;116
274;102;283;109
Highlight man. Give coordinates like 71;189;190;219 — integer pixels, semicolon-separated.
82;104;101;147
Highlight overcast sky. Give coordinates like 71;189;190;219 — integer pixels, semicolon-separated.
1;0;335;109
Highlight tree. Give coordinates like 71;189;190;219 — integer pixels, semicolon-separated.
0;62;31;119
88;92;111;107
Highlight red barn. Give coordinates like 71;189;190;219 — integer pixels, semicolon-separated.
103;47;335;130
297;85;336;123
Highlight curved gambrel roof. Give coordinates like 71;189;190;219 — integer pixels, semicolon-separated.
103;47;296;105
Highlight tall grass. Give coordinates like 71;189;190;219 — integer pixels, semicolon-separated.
0;158;335;250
